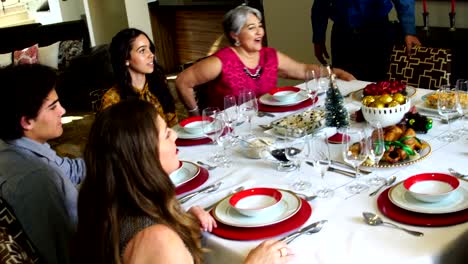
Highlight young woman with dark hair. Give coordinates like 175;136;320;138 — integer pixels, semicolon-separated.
100;28;178;127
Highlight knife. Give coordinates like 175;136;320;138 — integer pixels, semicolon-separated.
279;220;327;244
331;160;372;174
327;166;356;178
305;161;356;178
178;181;223;203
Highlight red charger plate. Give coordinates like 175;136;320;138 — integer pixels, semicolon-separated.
258;96;317;113
211;199;312;240
377;187;468;226
175;167;209;195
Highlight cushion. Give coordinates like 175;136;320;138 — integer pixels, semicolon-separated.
13;44;39;65
58;39;83;70
38;42;59;69
387;46;452;90
0;198;40;263
0;52;11;67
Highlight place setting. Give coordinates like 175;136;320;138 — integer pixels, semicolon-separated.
257;86;318;112
376;172;468;226
170;160;210;195
209;187;314;240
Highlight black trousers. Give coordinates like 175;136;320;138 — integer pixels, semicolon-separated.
331;20;398;82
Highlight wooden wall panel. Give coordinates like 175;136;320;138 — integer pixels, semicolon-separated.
174;10;230;65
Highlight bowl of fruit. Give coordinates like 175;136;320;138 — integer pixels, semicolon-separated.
361;93;411;127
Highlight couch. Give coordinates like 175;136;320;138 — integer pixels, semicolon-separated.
0;19;114;112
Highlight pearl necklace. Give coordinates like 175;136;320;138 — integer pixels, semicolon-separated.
243;66;263;79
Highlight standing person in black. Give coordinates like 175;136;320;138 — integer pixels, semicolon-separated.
311;0;421;82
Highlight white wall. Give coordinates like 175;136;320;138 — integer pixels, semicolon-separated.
124;0;154;41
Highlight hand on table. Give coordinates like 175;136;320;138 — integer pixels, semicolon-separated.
188;206;217;232
244;240;294;264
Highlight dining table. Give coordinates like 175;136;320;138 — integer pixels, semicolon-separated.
175;79;468;264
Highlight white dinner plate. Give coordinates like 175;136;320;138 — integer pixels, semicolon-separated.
172;124;207;140
169;161;200;187
259;92;309;107
388;180;468;214
213;189;301;227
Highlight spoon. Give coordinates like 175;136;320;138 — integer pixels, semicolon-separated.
362;212;424;237
197;161;217;170
448;168;468;179
369;175;397;196
280;220;327;244
295;193;318;202
179;181;223;203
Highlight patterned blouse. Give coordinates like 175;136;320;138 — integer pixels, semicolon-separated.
100;83;178;127
206;46;279;109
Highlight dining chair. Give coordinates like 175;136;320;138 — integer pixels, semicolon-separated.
0;197;41;263
387;46;452;90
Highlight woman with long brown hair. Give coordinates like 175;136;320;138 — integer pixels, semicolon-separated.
74;100;292;263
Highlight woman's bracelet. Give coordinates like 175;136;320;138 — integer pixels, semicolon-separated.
188;106;199;113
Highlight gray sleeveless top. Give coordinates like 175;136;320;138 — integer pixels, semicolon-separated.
119;215;157;254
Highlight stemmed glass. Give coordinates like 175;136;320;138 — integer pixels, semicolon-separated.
304;69;319;107
223;94;239;137
455;79;468;134
365;123;386;186
309;131;334;198
202;107;225;164
318;64;332;93
285;129;311;191
437;85;460;142
238;89;258;134
341;127;369;194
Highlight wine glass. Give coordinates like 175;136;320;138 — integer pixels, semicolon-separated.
284;129;311;191
309;131;334;198
305;69;319;107
238;89;258;134
341;127;369;194
202;107;225;163
437;85;460;142
318;64;332;93
455;79;468;134
223;94;239;138
365;123;386;186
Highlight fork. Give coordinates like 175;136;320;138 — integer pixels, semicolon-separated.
197;161;217;170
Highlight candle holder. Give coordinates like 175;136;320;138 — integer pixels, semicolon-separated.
449;12;456;31
423;12;429;31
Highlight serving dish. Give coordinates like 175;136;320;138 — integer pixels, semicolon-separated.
269;108;325;136
362;139;431;168
352;85;416;102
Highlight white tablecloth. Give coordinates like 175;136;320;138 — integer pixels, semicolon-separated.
177;82;468;264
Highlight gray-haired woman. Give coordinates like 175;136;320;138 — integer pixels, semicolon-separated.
176;4;355;115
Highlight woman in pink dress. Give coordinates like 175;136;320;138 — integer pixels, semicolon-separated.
176;5;355;116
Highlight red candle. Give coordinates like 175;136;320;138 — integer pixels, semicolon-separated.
423;0;427;13
451;0;455;13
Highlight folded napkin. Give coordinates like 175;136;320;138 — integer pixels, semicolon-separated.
336;79;372;97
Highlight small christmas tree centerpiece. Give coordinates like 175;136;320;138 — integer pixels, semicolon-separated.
324;74;350;143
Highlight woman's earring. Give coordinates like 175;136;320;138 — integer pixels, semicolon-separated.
234;40;240;47
125;61;130;66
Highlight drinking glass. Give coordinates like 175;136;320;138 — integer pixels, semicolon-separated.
285;129;311;191
223;94;239;137
341;127;369;194
365;123;386;186
305;69;319;107
455;79;468;134
202;107;225;163
318;64;332;93
238;89;258;134
309;131;334;198
437;85;460;142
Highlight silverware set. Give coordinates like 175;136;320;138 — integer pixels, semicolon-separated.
179;181;223;203
280;220;328;244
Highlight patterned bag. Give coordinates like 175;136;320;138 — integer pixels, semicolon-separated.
0;198;40;263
